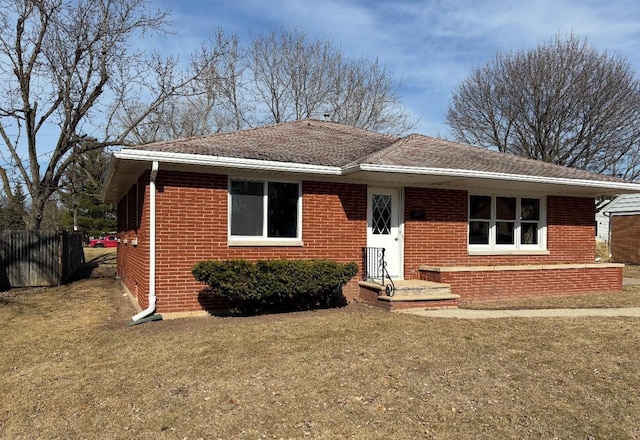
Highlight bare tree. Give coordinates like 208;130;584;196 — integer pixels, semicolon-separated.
249;28;338;124
0;0;218;230
213;31;252;131
119;27;415;143
328;56;411;134
249;28;413;135
117;30;249;144
446;33;640;180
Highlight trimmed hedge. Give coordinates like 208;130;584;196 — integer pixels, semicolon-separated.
192;259;358;313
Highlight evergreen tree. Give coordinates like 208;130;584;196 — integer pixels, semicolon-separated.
0;184;27;230
60;147;116;237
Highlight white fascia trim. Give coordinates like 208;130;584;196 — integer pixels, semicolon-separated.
114;149;342;175
111;151;640;192
350;164;640;192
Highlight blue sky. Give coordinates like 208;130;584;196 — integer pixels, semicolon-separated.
152;0;640;136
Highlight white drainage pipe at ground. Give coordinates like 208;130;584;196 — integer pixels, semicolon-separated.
131;160;159;322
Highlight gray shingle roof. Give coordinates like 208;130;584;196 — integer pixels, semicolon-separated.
129;119;627;184
358;134;627;183
131;120;398;167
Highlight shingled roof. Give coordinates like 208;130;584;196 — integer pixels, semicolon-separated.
356;134;627;184
130;120;398;167
128;119;629;183
105;119;640;204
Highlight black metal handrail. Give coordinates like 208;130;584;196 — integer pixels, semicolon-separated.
361;247;395;296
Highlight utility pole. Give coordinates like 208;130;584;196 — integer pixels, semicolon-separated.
72;138;78;232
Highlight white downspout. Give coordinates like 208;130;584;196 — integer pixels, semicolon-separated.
132;161;159;322
606;211;613;259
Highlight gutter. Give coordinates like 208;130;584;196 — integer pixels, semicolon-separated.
109;150;640;198
130;160;159;323
344;163;640;192
114;149;342;175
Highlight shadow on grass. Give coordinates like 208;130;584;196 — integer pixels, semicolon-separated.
0;285;35;305
69;251;117;281
0;257;105;306
0;250;117;308
197;288;348;317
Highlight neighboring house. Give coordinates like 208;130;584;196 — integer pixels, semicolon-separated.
103;120;640;320
603;193;640;264
596;199;612;242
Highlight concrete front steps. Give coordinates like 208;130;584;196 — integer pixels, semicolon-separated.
358;279;460;311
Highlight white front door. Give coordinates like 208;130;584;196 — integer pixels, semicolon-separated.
367;187;402;278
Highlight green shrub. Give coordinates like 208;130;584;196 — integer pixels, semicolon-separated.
192;259;358;314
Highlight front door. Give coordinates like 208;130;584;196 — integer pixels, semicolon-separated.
367;187;402;278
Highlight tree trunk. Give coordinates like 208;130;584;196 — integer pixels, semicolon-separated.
25;197;45;231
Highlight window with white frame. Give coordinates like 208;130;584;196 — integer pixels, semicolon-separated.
469;195;544;249
229;179;300;239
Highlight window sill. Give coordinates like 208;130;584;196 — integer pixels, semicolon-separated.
228;239;304;247
468;249;550;256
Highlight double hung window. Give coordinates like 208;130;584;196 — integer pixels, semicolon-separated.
469;194;544;250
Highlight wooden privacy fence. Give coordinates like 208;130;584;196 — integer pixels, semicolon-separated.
0;231;85;289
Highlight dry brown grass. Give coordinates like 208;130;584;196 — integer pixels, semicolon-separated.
596;241;610;262
624;264;640;279
83;247;117;267
2;252;640;438
461;286;640;310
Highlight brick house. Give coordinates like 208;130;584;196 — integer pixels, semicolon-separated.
103;120;640;320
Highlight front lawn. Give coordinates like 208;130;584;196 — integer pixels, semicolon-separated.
1;254;640;438
460;285;640;310
624;264;640;279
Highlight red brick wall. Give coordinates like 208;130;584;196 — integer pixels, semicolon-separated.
403;188;596;279
117;175;604;313
423;267;621;302
611;214;640;264
403;188;468;273
118;171;367;313
117;173;150;309
547;195;597;262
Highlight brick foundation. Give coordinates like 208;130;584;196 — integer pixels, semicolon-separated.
421;264;623;303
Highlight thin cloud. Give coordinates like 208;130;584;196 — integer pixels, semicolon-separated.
150;0;640;136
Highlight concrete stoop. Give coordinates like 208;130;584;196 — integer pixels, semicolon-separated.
358;279;460;311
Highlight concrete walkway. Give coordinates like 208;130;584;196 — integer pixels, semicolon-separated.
397;307;640;319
